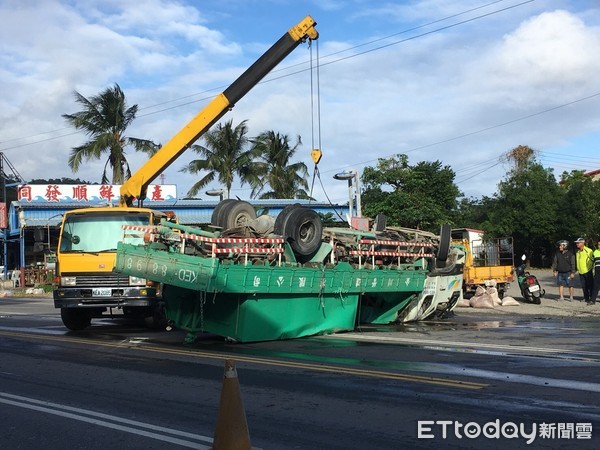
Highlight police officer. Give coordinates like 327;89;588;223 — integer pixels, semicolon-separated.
588;239;600;305
574;237;594;303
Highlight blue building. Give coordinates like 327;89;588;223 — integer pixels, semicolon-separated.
2;195;350;272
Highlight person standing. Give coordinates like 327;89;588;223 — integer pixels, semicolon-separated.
551;240;575;301
574;237;594;303
589;239;600;305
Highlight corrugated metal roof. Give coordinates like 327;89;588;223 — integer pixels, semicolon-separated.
8;200;349;230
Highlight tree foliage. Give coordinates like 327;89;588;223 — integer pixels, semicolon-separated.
557;171;600;241
250;131;312;199
63;83;159;184
483;161;561;263
182;121;312;200
181;119;259;198
29;177;95;184
356;145;600;267
360;154;460;232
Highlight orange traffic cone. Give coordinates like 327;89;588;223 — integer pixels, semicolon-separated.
212;359;252;450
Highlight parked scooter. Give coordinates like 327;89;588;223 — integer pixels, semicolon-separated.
514;254;545;304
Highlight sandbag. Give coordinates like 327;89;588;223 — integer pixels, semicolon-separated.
487;287;502;306
470;292;495;309
501;296;520;306
456;298;471;308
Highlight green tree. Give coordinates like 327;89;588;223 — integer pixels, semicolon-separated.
557;171;600;240
360;154;461;231
484;161;561;264
181;119;259;198
250;131;312;199
63;83;159;184
453;196;496;229
29;177;95;184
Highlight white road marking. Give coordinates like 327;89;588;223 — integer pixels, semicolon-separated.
330;333;600;358
0;391;212;449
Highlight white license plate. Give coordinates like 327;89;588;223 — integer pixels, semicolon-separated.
92;288;112;297
528;285;540;292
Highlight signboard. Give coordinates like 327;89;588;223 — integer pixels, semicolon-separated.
17;184;177;204
0;202;6;228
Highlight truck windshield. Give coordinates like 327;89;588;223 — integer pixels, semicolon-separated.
59;211;151;253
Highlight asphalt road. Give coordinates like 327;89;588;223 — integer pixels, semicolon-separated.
0;290;599;449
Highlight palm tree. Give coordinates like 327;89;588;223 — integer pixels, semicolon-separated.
63;83;159;184
181;119;260;198
251;131;312;199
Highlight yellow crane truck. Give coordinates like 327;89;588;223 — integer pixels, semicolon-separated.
53;16;319;330
451;228;514;299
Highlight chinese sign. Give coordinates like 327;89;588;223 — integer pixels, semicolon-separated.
17;184;177;203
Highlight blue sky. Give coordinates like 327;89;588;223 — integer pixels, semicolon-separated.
1;0;599;205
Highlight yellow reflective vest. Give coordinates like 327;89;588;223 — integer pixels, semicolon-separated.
576;246;593;275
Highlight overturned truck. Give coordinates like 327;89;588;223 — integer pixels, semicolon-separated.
115;201;463;342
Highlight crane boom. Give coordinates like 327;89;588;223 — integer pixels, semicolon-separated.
120;15;318;206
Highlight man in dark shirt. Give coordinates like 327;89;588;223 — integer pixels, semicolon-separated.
551;240;576;301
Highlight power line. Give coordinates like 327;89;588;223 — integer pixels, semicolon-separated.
0;0;533;151
317;90;600;177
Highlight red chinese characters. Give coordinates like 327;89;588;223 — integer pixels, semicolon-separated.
151;185;164;201
18;186;32;202
45;185;61;202
99;185;115;202
72;185;88;201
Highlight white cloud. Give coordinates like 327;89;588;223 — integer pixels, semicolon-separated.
1;1;599;205
478;10;600;105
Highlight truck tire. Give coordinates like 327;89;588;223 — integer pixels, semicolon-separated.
273;203;302;236
282;207;322;262
221;200;256;229
211;199;237;227
144;302;168;330
60;308;91;331
436;224;451;267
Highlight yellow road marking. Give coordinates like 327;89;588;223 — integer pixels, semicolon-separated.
0;330;487;390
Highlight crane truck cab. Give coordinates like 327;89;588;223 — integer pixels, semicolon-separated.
53;16;319;331
53;207;170;330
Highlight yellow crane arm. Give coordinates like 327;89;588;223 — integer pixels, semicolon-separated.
120;16;318;206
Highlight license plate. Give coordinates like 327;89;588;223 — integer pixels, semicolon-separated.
92;288;112;297
528;285;540;292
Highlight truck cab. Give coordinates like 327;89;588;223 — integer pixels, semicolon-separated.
53;207;168;330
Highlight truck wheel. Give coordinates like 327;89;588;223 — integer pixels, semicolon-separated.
273;203;302;236
60;308;91;331
220;200;257;229
144;302;168;330
282;207;323;262
436;224;451;266
210;199;236;227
